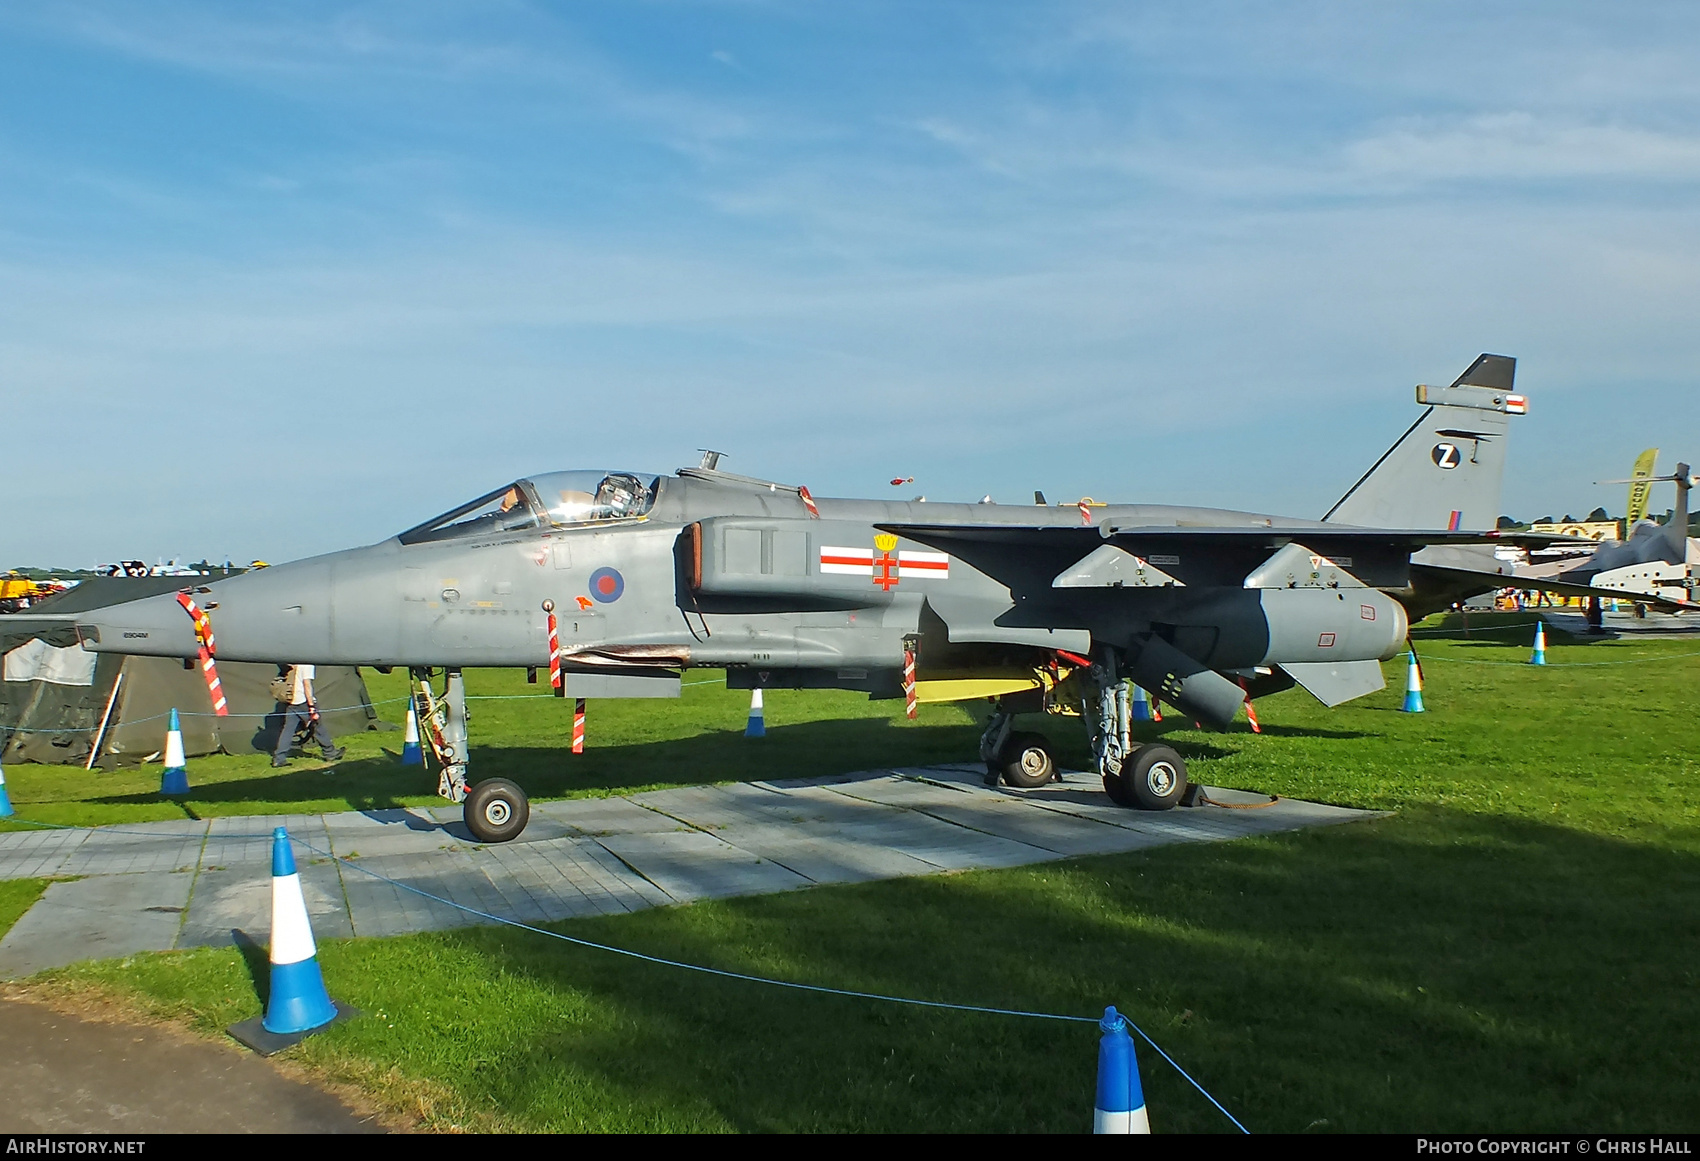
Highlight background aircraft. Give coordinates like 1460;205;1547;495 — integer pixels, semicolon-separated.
72;355;1588;841
1515;452;1698;606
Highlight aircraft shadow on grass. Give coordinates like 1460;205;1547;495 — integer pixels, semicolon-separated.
414;807;1699;1133
82;714;1377;813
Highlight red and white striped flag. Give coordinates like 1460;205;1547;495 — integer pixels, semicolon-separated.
175;591;228;716
544;602;562;692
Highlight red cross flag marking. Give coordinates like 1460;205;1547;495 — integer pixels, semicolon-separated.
874;553;899;590
820;546;875;575
897;551;949;578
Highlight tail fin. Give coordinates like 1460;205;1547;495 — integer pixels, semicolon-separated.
1625;448;1659;526
1323;354;1522;531
1665;462;1691;564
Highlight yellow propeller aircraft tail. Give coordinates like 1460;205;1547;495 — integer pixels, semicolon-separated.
1626;448;1659;526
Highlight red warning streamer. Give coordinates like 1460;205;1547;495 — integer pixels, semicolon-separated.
902;647;918;721
1237;677;1262;735
798;485;820;519
544;602;562;692
572;698;587;754
175;591;228;717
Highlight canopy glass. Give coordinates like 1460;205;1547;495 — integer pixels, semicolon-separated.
398;471;660;545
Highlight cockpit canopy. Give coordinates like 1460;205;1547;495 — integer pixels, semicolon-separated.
398;471;660;545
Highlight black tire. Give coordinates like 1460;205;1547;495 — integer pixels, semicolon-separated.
464;778;530;843
1126;745;1187;811
1000;731;1055;789
1102;747;1140;807
1102;772;1134;806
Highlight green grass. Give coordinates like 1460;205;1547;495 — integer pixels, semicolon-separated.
20;615;1700;1132
0;878;48;940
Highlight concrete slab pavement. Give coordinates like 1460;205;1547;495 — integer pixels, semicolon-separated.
0;765;1378;975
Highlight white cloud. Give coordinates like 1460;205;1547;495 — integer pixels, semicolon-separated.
1345;113;1700;184
3;1;1700;561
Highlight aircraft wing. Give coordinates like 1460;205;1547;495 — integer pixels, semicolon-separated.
879;523;1590;549
1413;562;1700;613
878;522;1593;589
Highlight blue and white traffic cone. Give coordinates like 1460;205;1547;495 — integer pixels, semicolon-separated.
1530;621;1547;666
1094;1006;1150;1134
400;696;423;766
1131;684;1153;722
745;688;766;738
160;708;189;796
262;827;339;1036
0;758;14;818
1401;650;1425;713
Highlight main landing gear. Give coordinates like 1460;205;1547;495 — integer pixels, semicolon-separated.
979;711;1058;789
1103;743;1188;810
413;668;532;843
976;650;1190;811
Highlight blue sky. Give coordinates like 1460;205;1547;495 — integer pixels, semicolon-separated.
4;1;1698;566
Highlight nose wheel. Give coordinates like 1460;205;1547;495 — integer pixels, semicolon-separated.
464;778;530;843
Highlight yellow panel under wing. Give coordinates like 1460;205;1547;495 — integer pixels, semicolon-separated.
912;675;1044;704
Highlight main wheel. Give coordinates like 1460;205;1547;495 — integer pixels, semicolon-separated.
464;778;530;843
1126;745;1187;811
1000;731;1056;789
1102;747;1140;807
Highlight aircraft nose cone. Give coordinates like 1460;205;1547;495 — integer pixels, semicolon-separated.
77;557;342;665
75;591;204;659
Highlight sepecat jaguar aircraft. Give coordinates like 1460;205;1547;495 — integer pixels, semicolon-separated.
73;354;1592;841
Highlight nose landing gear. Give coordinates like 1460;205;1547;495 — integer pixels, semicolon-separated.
412;667;532;843
464;777;531;844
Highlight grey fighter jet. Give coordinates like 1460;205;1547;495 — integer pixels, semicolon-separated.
72;354;1574;842
1518;462;1697;605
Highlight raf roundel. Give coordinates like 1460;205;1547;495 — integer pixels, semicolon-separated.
588;567;625;604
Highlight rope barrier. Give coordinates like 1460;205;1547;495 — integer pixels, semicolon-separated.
0;815;1249;1133
0;696;409;735
0;678;732;734
1409;619;1545;635
300;835;1251;1132
1419;648;1700;668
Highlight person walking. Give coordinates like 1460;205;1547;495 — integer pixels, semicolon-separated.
272;664;345;768
1586;595;1605;634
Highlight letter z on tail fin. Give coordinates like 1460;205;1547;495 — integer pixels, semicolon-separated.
1323;354;1522;531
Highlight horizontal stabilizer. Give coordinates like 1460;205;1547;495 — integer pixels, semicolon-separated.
1282;660;1386;707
